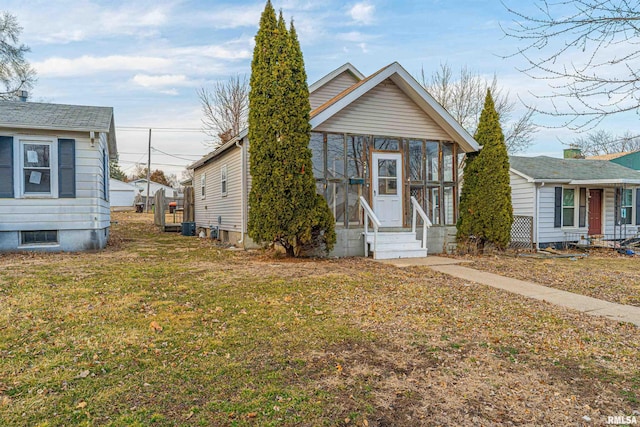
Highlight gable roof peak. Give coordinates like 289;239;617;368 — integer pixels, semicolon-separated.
310;61;480;153
309;63;365;93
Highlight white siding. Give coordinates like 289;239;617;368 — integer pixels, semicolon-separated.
510;173;535;216
310;71;360;110
537;185;563;244
0;128;110;233
314;78;453;140
193;145;243;234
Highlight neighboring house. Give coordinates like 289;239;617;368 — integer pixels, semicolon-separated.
588;151;640;171
0;101;117;251
109;178;137;209
130;179;178;199
509;155;640;249
189;62;479;258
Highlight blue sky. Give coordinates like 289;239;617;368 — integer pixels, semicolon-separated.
3;0;635;178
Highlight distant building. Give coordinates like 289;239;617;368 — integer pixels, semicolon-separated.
109;178;137;209
588;151;640;171
130;179;179;199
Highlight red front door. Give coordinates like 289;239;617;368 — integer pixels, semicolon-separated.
588;189;602;235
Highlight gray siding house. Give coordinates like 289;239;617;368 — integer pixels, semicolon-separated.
509;156;640;249
0;101;117;251
189;62;479;258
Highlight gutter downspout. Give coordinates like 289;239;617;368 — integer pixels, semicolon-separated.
536;182;543;251
236;139;245;246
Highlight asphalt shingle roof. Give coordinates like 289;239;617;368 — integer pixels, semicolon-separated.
509;155;640;182
0;101;113;132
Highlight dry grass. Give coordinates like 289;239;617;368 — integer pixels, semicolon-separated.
465;252;640;306
0;213;638;426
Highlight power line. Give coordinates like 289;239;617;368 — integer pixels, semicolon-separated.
117;126;205;132
151;147;200;162
118;150;202;157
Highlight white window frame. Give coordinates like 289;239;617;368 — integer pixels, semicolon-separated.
562;187;577;228
620;188;633;225
200;173;206;199
15;136;58;198
221;165;228;197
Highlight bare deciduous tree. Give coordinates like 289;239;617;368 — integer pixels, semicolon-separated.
503;0;640;129
422;63;537;153
570;130;640;156
197;74;249;148
0;12;36;99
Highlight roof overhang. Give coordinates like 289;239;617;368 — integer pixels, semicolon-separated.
310;62;480;153
309;63;364;94
0;109;118;159
188;128;247;170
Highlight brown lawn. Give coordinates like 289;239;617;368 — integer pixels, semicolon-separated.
0;212;638;426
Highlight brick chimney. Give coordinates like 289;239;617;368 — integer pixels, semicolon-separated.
564;146;583;159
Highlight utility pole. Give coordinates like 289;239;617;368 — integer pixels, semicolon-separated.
145;128;152;213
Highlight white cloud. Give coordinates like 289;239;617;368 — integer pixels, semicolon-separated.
358;43;369;53
34;55;173;77
201;4;263;29
17;2;172;44
132;74;189;88
337;31;374;42
349;2;375;25
173;44;252;61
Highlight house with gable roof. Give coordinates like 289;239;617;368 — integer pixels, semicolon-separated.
0;101;117;251
188;62;479;258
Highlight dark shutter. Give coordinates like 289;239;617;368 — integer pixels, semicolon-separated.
58;139;76;198
636;189;640;225
554;187;562;228
0;136;13;198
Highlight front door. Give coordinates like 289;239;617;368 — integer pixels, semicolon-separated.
588;189;603;235
372;152;403;227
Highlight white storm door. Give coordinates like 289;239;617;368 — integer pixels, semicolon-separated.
372;152;403;227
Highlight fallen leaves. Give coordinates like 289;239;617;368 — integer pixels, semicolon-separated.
149;321;163;332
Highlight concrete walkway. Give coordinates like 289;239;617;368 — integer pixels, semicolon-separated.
377;256;640;327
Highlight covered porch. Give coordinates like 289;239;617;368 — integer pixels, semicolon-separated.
310;131;466;257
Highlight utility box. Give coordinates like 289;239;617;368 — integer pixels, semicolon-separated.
181;222;196;236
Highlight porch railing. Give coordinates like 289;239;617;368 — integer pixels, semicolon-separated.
359;196;381;258
411;196;432;250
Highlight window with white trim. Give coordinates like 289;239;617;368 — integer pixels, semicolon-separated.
621;188;633;225
20;138;57;197
562;188;575;227
221;165;228;196
201;173;206;199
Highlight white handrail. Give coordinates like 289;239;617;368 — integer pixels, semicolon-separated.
411;196;432;250
359;196;381;258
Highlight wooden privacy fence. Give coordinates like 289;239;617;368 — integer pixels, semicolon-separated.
183;186;194;222
153;187;194;232
510;215;534;250
153;189;166;227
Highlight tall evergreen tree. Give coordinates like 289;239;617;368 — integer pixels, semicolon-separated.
109;155;127;181
457;89;513;250
248;3;335;256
